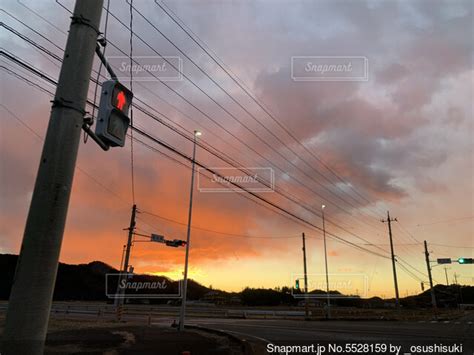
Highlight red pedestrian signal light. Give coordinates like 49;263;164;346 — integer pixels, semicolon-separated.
95;80;133;147
116;90;126;111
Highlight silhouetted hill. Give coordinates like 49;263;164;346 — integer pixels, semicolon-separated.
1;254;472;307
401;284;473;308
0;254;211;302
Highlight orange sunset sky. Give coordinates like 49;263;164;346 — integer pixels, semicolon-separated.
1;0;473;298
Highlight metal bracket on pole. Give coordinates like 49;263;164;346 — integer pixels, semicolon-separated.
95;43;117;80
82;117;109;151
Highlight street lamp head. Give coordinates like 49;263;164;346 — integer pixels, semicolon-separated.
322;204;326;209
194;130;202;137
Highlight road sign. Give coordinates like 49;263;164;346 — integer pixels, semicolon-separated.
151;234;165;243
437;258;452;264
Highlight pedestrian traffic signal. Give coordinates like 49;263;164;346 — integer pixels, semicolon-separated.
295;279;300;289
95;80;133;147
458;258;473;264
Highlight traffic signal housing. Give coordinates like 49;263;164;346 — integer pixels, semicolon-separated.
95;80;133;147
458;258;473;264
295;279;300;290
165;239;187;248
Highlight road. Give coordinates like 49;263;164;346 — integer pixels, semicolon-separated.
1;303;473;354
181;318;474;354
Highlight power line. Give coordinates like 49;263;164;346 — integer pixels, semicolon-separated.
132;125;391;259
430;243;474;249
2;30;391;261
1;26;392;258
0;102;129;205
415;216;474;228
103;5;388;236
137;213;301;239
395;221;421;244
2;96;300;245
397;256;429;279
396;261;425;283
12;1;392;245
155;0;385;218
130;2;383;224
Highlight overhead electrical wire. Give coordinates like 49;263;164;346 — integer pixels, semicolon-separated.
1;57;391;261
3;3;392;246
154;0;386;218
101;5;389;237
0;21;394;258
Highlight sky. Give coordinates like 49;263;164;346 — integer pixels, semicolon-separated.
1;0;473;298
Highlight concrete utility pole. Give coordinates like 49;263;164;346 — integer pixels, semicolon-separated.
453;273;459;285
382;211;400;308
444;267;450;286
2;1;103;354
115;204;137;308
321;205;331;319
179;130;201;331
424;240;437;312
302;232;310;320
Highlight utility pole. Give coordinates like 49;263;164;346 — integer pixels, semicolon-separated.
321;205;331;319
453;273;458;285
444;267;450;286
115;204;137;309
381;211;400;308
2;1;103;354
302;232;310;320
424;240;437;312
179;130;201;331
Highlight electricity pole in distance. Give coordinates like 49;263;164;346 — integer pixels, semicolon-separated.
302;232;310;320
424;240;437;313
381;211;400;308
115;204;137;311
321;204;331;319
444;267;450;286
2;1;103;354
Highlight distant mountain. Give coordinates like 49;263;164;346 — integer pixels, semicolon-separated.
0;254;211;302
1;254;472;307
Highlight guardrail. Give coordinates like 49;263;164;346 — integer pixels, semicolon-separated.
0;303;306;319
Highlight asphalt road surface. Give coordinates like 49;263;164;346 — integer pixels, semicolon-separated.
181;318;474;355
1;304;473;354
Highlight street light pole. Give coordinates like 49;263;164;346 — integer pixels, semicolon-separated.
322;204;331;319
179;130;201;331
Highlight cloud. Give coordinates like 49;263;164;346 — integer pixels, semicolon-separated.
1;0;472;294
